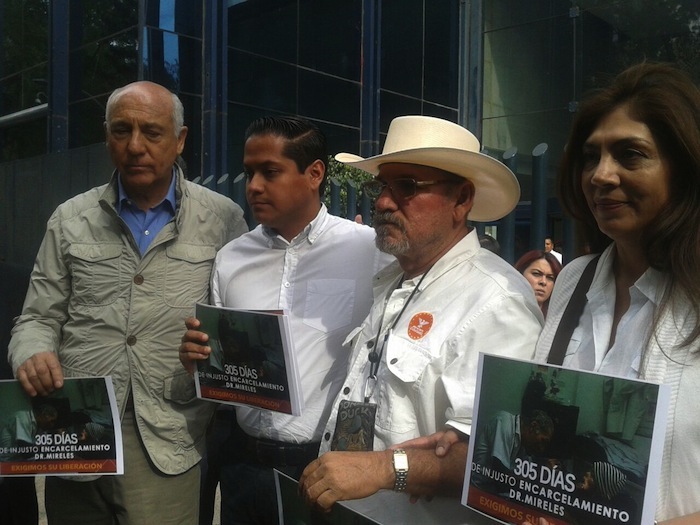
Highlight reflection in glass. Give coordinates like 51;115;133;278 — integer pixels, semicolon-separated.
298;0;361;81
298;70;360;127
0;0;48;74
0;118;46;161
69;97;109;149
69;0;138;47
228;50;296;113
229;0;297;62
71;29;139;103
145;0;202;38
0;66;49;116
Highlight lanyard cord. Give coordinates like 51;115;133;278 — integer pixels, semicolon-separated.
364;267;431;402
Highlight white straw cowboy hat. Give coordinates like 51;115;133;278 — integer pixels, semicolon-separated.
335;115;520;222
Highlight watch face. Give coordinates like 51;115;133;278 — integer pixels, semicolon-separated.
394;451;409;470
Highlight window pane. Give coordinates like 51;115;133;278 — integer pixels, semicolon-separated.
422;103;458;124
298;70;360;127
70;0;138;48
484;0;569;32
0;0;48;73
379;91;421;131
144;30;202;93
69;96;109;149
229;49;296;114
145;0;202;38
483;14;573;120
227;104;265;178
0;0;48;114
323;122;360;160
578;2;700;89
381;0;422;98
424;1;459;107
0;65;49;116
0;117;46;161
482;108;572;196
70;28;139;103
298;0;361;80
178;92;202;179
228;0;297;63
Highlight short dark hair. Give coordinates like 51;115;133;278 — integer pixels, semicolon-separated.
245;116;328;195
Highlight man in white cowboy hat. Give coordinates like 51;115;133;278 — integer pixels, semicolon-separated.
299;115;543;522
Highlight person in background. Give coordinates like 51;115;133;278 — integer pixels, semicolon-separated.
478;233;501;256
534;62;700;524
8;81;247;524
514;250;562;317
544;236;563;264
299;115;543;522
179;116;391;525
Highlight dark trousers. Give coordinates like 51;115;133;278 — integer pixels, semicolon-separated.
0;478;38;525
219;417;319;525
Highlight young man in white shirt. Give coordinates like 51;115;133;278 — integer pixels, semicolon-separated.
179;116;391;524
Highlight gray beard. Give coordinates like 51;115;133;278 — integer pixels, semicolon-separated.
373;212;410;256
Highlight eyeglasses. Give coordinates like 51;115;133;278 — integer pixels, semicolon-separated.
362;178;459;200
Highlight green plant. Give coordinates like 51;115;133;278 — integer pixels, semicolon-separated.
323;156;374;220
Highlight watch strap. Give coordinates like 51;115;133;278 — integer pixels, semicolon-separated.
392;448;409;492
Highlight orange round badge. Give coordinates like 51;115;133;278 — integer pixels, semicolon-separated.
407;312;433;340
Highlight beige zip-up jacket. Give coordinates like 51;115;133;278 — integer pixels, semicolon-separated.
9;167;247;474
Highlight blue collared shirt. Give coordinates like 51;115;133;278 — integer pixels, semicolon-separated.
117;170;177;255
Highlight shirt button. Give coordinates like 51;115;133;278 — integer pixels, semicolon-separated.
343;387;350;394
126;336;137;346
390;358;398;364
283;282;290;288
324;432;331;441
144;230;150;236
133;275;144;285
367;340;374;349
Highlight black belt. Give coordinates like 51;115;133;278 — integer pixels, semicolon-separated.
244;435;320;468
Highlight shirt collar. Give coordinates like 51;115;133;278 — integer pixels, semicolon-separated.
588;244;667;306
635;266;666;305
116;168;177;214
262;204;328;245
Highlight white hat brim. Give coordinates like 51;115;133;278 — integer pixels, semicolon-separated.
335;147;520;222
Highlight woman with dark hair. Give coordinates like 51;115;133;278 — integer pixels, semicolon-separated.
534;62;700;524
514;250;562;317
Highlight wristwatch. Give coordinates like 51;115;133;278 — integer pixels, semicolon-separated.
392;448;409;492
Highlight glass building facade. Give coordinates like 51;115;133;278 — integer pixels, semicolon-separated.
1;0;699;263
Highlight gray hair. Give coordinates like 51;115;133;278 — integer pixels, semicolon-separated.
105;82;184;137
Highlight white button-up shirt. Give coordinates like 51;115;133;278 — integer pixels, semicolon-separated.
320;230;543;452
211;205;391;443
563;246;665;377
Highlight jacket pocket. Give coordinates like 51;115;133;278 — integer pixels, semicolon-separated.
68;243;123;306
163;370;197;404
163;244;217;307
303;279;355;333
